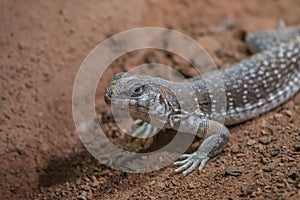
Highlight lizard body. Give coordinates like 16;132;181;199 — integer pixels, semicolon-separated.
104;22;300;176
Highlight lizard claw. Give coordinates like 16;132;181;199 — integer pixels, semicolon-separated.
173;152;210;176
131;120;159;138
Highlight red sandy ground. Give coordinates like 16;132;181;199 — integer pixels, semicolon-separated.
1;0;300;199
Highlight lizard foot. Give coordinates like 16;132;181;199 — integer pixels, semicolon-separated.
173;152;210;176
131;119;159;138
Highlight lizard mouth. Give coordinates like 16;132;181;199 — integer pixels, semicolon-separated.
104;87;114;105
104;96;111;105
106;94;151;123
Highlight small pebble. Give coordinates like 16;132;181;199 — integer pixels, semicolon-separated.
247;139;256;146
231;144;240;153
78;191;87;200
263;166;272;172
283;110;293;117
260;156;268;165
240;139;247;152
259;136;271;145
239;186;252;197
274;113;284;121
76;179;82;185
288;167;299;180
270;148;280;157
188;183;195;189
157;182;165;189
225;166;242;176
260;129;268;135
171;179;180;186
294;143;300;152
258;144;264;151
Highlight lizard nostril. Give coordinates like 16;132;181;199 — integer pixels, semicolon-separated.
109;90;114;97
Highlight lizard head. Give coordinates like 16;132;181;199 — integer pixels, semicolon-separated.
105;72;179;124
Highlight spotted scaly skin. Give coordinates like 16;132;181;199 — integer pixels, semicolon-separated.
104;22;300;176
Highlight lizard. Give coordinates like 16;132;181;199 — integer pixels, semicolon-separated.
104;21;300;176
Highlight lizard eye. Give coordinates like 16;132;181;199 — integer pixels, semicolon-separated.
132;85;146;97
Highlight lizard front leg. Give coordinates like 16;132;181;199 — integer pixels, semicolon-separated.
173;119;230;176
